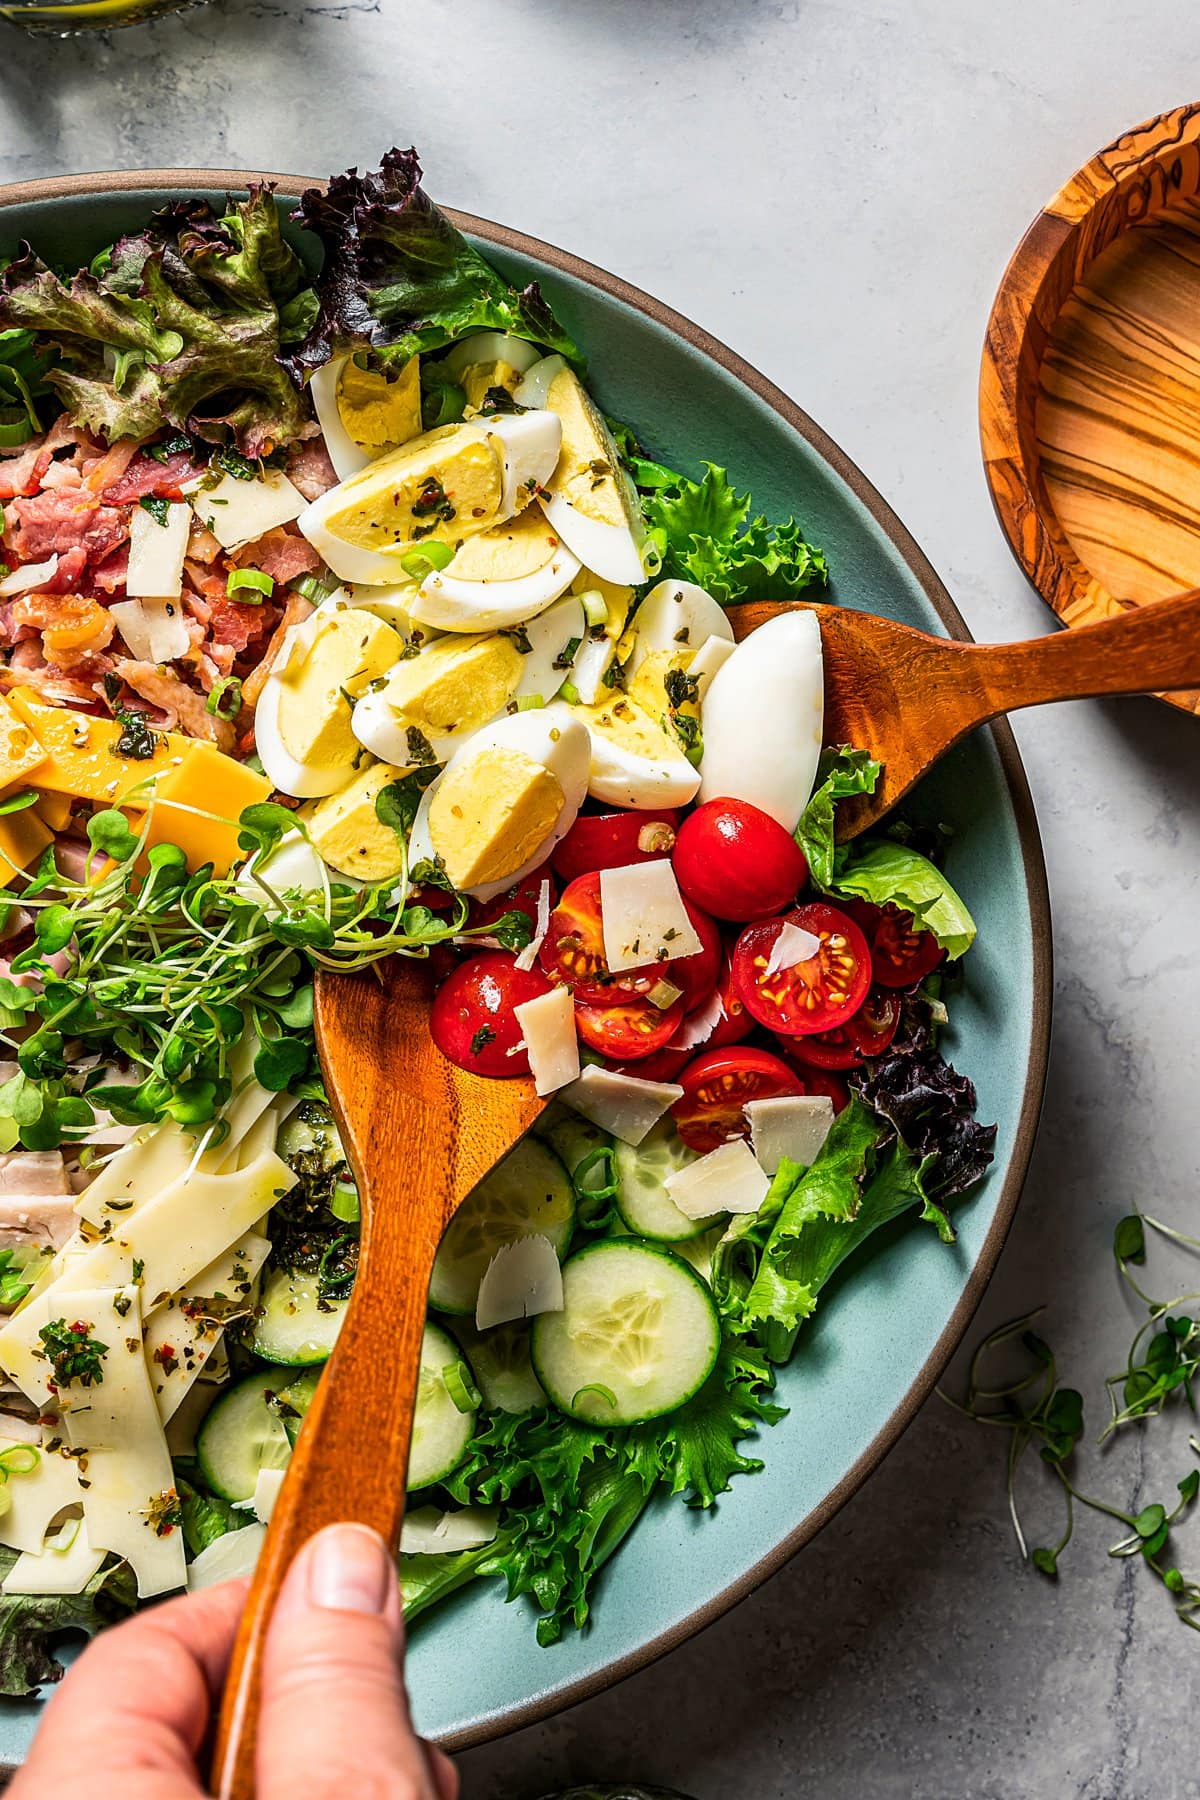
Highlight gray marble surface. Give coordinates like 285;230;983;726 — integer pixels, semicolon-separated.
1;4;1198;1795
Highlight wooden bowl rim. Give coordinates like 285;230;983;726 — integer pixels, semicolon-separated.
979;99;1200;714
0;165;1053;1753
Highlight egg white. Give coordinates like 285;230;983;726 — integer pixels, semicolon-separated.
513;595;587;704
512;354;568;410
627;580;733;672
443;333;543;383
407;709;591;901
698;609;824;830
407;538;580;633
254;613;356;799
308;357;374;484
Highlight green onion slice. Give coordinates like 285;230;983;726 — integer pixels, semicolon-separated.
206;676;243;721
399;542;455;580
226;568;274;602
580;589;608;628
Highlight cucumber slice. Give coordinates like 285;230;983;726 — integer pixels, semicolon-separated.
410;1322;477;1489
532;1240;721;1426
453;1318;547;1414
614;1117;722;1242
275;1366;323;1446
429;1135;574;1316
252;1266;347;1365
195;1370;293;1503
538;1106;614;1197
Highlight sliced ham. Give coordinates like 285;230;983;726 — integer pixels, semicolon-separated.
287;438;338;501
231;527;321;586
0;1152;69;1198
29;545;88;595
4;491;127;565
113;658;235;750
101;448;206;505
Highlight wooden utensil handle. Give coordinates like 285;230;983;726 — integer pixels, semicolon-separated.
953;587;1200;719
209;1229;431;1799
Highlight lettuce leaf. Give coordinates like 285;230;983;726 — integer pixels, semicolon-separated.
0;1548;136;1697
831;838;976;957
0;274;52;446
852;1002;996;1202
285;147;580;379
642;463;827;608
795;746;883;886
0;187;311;454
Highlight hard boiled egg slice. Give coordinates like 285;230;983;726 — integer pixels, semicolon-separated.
308;354;422;482
346;581;437;647
443;332;542;410
545;693;700;809
406;506;580;633
296;412;562;587
624;579;735;718
407;710;590;901
255;607;405;799
698;609;824;830
512;594;587;706
351;631;530;766
515;360;648;586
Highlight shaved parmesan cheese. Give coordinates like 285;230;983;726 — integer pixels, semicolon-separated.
0;556;57;597
560;1065;683;1146
188;1521;266;1590
513;986;579;1096
400;1504;499;1556
58;1285;186;1598
2;1517;104;1597
108;595;191;664
599;860;702;974
0;1437;82;1554
746;1095;835;1176
476;1233;563;1330
687;633;736;700
572;633;616;705
664;1137;769;1220
764;922;821;978
125;501;190;599
512;878;552;972
252;1465;287;1525
668;986;724;1053
191;469;305;551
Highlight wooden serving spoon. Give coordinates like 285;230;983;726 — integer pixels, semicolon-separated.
212;584;1200;1794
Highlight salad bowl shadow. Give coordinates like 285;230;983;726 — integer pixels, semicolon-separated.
0;168;1052;1763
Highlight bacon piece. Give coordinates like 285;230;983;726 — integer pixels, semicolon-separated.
101;448;205;505
208;598;279;654
186;523;223;565
90;547;129;595
11;592;116;666
183;559;227;606
3;490;127;564
0;442;51;502
0;644;101;706
240;592;314;712
39;460;84;493
231;526;321;586
113;659;235;750
287;438;338;501
81;439;138;495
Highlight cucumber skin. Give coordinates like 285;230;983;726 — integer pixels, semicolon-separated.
530;1238;721;1428
409;1321;477;1490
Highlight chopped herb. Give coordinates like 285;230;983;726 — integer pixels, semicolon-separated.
478;385;525;416
213;446;259;482
138;494;171;528
147;432;193;464
405;726;438;766
36;1319;107;1389
410;476;455;524
500;625;533;655
470;1025;496;1057
553;635;582;670
145;1487;185;1537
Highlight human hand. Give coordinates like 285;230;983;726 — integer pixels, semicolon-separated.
10;1523;458;1800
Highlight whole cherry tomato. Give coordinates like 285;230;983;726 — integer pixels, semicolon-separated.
672;797;808;921
429;952;550;1077
469;865;554;937
551;809;680;884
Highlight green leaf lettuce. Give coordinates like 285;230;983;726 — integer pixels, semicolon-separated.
831;838;976;957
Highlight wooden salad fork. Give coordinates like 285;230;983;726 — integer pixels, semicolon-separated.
213;584;1200;1794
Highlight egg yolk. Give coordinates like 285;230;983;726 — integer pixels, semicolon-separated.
429;747;564;890
337;354;421;451
445;506;562;584
547;368;630;528
382;636;525;740
276;610;402;770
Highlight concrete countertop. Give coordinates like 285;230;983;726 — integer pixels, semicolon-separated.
1;4;1197;1794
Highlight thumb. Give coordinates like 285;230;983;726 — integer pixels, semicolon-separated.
257;1523;456;1800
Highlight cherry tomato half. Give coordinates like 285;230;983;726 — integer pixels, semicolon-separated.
575;991;687;1062
672;899;722;1013
704;953;756;1049
732;901;872;1037
870;905;945;989
783;985;901;1069
671;1047;805;1153
429;952;550;1078
672;797;809;922
469;865;554;936
539;871;720;1011
551;809;680;885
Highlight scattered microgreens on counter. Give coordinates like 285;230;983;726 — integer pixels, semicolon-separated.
942;1203;1200;1631
0;788;531;1148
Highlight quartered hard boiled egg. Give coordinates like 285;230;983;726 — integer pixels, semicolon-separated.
624;579;734;716
255;606;405;799
296;411;562;586
308;354;422;482
698;608;824;830
545;692;701;809
514;359;648;586
407;709;590;901
406;506;580;633
442;332;543;410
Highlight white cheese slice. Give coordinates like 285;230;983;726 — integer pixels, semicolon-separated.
400;1504;499;1556
667;987;724;1053
687;633;736;701
513;986;579;1096
599;859;703;974
0;1147;295;1407
125;501;191;599
512;877;552;972
560;1066;683;1146
57;1285;186;1598
191;469;305;551
475;1234;563;1330
75;1117;209;1230
0;555;58;596
252;1464;287;1525
1;1517;105;1596
144;1232;271;1425
108;596;191;663
764;922;821;978
188;1521;266;1590
0;1436;83;1554
746;1095;835;1176
664;1137;769;1219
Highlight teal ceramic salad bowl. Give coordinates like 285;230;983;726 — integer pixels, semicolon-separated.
0;169;1051;1760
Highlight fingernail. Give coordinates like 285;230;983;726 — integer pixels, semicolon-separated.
306;1524;393;1615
